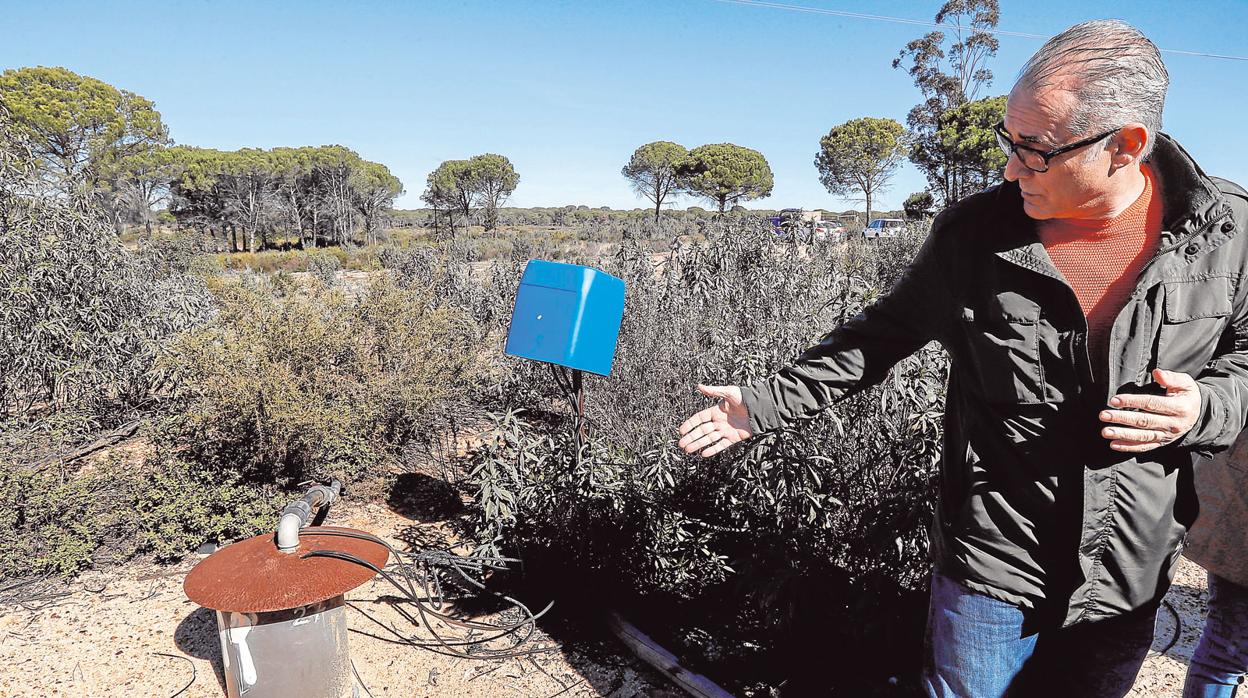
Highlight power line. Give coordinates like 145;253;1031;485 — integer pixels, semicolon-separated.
711;0;1045;38
710;0;1248;63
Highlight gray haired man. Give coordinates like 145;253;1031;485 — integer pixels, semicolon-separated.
679;20;1248;697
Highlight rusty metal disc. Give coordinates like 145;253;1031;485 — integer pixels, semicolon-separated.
184;526;389;613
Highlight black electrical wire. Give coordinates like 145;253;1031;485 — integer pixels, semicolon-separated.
351;659;376;698
300;530;546;629
311;548;544;638
349;602;533;651
1158;599;1182;657
302;548;555;660
298;529;558;661
309;545;550;635
151;652;195;698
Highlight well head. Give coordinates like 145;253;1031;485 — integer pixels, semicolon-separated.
184;526;389;613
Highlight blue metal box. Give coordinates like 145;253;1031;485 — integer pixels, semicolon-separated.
504;260;625;376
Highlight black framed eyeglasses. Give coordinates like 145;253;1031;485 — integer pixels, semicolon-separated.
993;121;1121;173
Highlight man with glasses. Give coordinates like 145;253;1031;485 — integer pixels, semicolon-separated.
678;19;1248;697
993;122;1122;174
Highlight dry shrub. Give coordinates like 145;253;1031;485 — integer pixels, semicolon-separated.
163;273;480;486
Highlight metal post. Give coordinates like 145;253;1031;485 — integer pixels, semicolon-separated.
573;369;587;444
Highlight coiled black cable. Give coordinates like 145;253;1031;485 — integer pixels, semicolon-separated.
299;529;558;660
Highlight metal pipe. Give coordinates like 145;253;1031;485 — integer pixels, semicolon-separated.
276;480;341;552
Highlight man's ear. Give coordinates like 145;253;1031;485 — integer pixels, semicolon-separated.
1112;123;1149;166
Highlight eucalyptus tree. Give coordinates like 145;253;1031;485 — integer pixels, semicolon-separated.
622;141;688;221
892;0;1000;204
815;117;908;224
678;143;774;213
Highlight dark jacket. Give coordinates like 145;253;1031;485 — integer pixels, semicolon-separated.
741;134;1248;627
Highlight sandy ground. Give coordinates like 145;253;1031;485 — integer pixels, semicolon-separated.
0;490;1217;698
1128;555;1210;698
0;499;681;698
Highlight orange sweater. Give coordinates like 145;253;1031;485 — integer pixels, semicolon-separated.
1037;166;1163;386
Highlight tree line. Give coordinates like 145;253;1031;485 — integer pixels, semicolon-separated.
624;91;1001;224
166;145;401;252
0;66;403;252
6;2;1004;242
420;153;519;234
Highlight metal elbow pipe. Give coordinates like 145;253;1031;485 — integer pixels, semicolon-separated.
276;511;304;552
276;480;342;552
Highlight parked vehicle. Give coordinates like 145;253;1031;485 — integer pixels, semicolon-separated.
862;218;906;239
813;220;846;243
769;209;848;243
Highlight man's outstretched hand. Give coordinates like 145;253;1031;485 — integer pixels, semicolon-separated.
678;385;754;458
1099;368;1202;452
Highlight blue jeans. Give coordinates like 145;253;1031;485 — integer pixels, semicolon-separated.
924;570;1157;697
1185;572;1248;697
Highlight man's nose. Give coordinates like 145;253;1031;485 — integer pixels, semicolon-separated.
1003;152;1031;183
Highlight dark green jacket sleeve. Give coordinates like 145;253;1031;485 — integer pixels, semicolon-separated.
740;218;953;435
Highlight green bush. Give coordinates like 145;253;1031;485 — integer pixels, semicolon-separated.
307;249;342;285
0;461;107;577
130;449;277;562
0;417;279;577
163;272;481;486
470;408;731;598
0;167;214;421
0;114;264;576
468;219;945;687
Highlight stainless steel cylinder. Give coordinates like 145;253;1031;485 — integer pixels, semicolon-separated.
216;595;355;698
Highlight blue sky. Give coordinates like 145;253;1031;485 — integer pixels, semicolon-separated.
5;0;1247;211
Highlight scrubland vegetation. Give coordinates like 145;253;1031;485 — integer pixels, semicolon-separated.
3;166;939;691
0;3;1007;691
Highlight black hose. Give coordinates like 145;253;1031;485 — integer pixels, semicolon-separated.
1159;599;1182;657
299;529;558;660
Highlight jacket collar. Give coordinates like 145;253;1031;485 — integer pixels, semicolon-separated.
990;133;1229;277
1148;132;1224;234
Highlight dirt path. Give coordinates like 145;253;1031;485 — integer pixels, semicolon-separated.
0;494;1215;697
